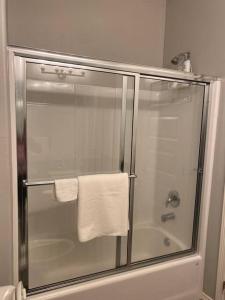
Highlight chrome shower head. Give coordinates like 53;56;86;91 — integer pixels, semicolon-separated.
171;52;191;66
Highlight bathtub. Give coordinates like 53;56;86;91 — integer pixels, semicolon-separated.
30;255;202;300
29;224;190;294
132;224;187;262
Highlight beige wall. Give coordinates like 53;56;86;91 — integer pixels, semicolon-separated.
0;0;13;285
164;0;225;77
164;1;225;298
7;0;166;67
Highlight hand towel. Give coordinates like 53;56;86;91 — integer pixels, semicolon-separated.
77;173;129;242
54;178;78;202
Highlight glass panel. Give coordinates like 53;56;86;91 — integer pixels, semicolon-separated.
26;62;134;288
132;78;204;262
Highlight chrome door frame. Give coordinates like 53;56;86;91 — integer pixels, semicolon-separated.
9;46;216;83
14;56;28;287
10;47;211;295
139;74;210;253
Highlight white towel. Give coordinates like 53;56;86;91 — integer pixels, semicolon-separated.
77;173;129;242
54;178;78;202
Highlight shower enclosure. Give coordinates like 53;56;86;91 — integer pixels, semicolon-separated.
12;49;209;295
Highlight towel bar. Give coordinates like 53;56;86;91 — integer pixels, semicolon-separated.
23;174;137;187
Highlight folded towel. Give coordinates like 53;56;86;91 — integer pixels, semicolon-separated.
54;178;78;202
77;173;129;242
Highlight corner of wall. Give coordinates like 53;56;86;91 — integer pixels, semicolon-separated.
0;0;14;286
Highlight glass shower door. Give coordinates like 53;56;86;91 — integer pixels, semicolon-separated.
131;77;205;262
24;61;134;288
15;54;209;295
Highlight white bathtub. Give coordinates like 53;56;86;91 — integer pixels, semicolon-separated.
132;224;187;262
30;255;202;300
29;224;189;292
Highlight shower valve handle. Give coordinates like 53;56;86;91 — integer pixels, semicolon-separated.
166;191;181;208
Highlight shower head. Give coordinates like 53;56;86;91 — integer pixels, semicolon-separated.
171;52;192;72
171;52;190;65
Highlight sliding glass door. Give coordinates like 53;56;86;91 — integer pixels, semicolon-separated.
132;77;205;263
14;54;208;293
16;58;135;289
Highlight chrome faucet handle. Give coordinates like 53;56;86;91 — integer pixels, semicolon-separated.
161;212;176;222
166;191;180;208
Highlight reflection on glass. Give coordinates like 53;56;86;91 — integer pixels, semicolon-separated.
28;186;117;287
26;62;134;288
